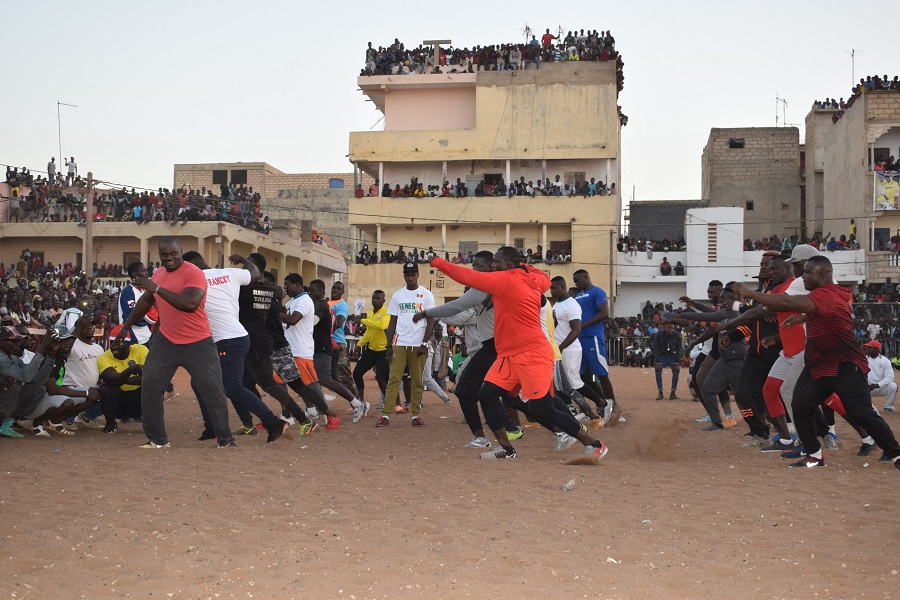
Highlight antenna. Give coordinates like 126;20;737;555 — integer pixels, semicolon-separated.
775;92;788;127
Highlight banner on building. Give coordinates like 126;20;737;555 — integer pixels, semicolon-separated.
874;171;900;210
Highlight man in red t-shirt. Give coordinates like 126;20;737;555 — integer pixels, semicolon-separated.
430;246;608;461
733;256;900;470
541;28;557;47
116;237;235;449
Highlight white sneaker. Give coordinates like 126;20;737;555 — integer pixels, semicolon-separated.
324;393;336;401
554;432;577;451
464;436;491;448
305;408;320;421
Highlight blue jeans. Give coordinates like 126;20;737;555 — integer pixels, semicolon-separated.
195;335;279;431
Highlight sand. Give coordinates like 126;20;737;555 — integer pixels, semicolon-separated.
2;366;899;600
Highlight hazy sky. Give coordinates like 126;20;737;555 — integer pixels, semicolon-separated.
3;1;890;205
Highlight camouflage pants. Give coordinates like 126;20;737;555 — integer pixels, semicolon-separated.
271;346;301;383
334;342;359;397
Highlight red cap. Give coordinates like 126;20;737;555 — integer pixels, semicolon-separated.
864;340;881;350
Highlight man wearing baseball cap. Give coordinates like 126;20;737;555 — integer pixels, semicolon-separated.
96;325;148;434
0;325;61;438
376;261;436;428
865;340;897;414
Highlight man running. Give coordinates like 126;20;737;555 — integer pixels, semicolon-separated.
116;237;235;448
351;290;390;405
572;269;617;424
431;247;608;460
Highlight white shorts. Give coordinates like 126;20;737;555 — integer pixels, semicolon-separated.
554;346;583;393
767;351;800;381
26;386;89;421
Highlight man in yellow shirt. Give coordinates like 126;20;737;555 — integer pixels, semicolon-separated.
351;290;390;404
96;324;148;433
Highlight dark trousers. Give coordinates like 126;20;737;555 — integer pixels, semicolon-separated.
735;352;776;438
237;346;310;425
0;383;47;421
98;384;142;423
196;335;279;431
503;391;581;437
793;362;900;458
353;347;389;397
455;340;515;434
141;333;234;445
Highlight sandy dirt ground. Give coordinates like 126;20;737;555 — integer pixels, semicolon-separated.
2;365;899;600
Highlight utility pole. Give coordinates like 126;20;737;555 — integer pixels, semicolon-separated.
57;101;77;175
217;221;224;268
84;172;93;284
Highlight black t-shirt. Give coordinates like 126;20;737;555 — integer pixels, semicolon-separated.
238;279;277;353
312;299;334;357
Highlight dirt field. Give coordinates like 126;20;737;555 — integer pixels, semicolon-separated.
2;366;898;600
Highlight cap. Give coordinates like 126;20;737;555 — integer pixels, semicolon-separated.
52;324;74;340
0;307;7;315
864;340;882;350
0;326;27;341
32;295;42;301
109;324;136;343
787;244;819;263
403;261;419;273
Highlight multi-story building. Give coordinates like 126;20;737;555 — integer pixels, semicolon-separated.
701;127;804;243
346;59;622;305
807;89;900;281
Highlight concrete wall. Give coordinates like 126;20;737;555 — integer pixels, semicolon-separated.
804;109;841;237
701;127;802;242
385;87;476;131
628;201;706;240
684;207;744;299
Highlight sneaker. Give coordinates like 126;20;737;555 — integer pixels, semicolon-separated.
554;432;578;451
506;427;524;441
164;390;180;401
76;412;103;429
722;417;738;428
823;433;838;450
884;407;895;412
655;391;664;401
411;416;425;427
464;436;491;448
305;407;320;421
857;442;878;457
878;451;891;462
281;415;297;426
266;421;289;443
298;421;318;436
480;447;516;460
601;399;615;425
233;425;258;436
217;441;238;448
702;424;724;431
352;403;364;424
103;422;118;434
0;419;25;438
789;456;826;468
781;444;807;459
139;440;171;449
584;442;609;460
325;415;341;431
761;439;795;453
361;401;370;418
197;429;216;441
394;405;409;414
669;392;679;400
741;435;769;448
695;415;712;423
439;392;451;403
376;416;390;428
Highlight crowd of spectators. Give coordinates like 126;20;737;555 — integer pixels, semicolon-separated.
355;244;571;266
618;236;686;257
742;231;864;252
823;74;900;124
358;175;616;199
361;28;624;92
4;160;271;234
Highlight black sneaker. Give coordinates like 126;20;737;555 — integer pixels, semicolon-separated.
197;429;216;441
655;391;664;401
857;442;878;457
761;439;795;453
217;441;238;448
266;421;288;443
879;451;891;463
103;421;118;434
789;456;826;468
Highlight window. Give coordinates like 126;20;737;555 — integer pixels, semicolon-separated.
212;170;227;185
230;169;247;185
874;147;890;169
483;173;503;185
745;200;754;211
781;203;789;211
728;138;745;149
514;238;525;251
329;178;345;189
458;241;479;258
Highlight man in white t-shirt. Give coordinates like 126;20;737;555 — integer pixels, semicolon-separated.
281;272;340;430
377;262;436;427
865;340;897;412
56;316;105;428
183;252;288;443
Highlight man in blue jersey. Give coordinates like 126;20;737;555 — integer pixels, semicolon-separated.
119;262;154;344
572;269;618;425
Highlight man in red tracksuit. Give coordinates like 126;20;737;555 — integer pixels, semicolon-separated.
431;246;608;460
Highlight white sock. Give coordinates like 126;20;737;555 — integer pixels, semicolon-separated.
779;436;793;445
828;425;836;435
810;450;823;459
861;436;875;445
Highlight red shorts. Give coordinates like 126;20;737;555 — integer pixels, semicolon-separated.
293;357;319;385
485;345;554;400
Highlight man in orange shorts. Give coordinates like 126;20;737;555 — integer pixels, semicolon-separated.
430;246;608;460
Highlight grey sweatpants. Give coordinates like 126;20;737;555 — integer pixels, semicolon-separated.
701;358;743;427
141;333;234;445
0;383;47;422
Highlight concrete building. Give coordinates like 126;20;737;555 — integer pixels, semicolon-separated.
346;60;622;306
627;200;707;241
808;89;900;282
172;162;374;256
701;127;804;243
0;182;345;285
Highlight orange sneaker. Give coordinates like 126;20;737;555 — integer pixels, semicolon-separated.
723;416;738;428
